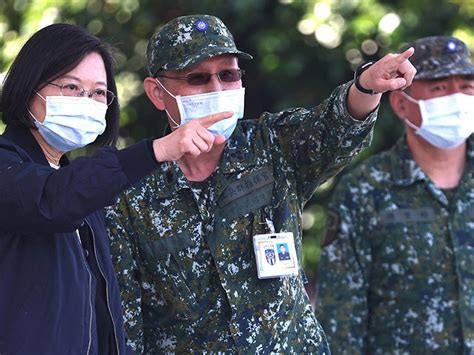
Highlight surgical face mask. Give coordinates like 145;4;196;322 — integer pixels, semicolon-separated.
401;91;474;149
31;93;107;152
156;79;245;140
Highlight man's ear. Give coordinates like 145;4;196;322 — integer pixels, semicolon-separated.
388;90;406;122
144;77;165;110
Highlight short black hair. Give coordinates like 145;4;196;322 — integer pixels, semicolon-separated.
0;23;119;147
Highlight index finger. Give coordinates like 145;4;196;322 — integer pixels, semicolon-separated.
197;111;234;129
395;47;415;64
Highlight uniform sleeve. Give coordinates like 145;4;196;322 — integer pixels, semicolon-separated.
316;173;373;354
265;81;377;203
104;200;145;355
0;139;157;233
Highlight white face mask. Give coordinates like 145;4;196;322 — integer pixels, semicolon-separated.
156;79;245;140
31;94;107;152
401;91;474;149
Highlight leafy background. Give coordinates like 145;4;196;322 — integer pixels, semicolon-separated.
1;0;473;299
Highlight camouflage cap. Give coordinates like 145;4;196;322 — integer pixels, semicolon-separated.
400;35;474;80
146;14;253;76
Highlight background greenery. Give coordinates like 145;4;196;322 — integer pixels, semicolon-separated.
1;0;474;293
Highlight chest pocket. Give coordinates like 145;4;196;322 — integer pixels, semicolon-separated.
140;231;201;324
373;207;448;277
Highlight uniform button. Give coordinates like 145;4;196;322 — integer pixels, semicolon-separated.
83;248;89;258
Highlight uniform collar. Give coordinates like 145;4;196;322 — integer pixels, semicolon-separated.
153;121;257;198
389;134;474;186
218;122;257;174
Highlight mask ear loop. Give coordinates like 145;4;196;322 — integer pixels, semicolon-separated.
28;91;48;123
399;90;422;131
35;91;47;101
155;78;181;129
399;90;419;104
28;109;40;123
404;118;420;131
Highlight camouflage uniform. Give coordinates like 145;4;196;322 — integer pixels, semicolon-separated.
318;136;474;354
105;80;377;353
318;36;474;355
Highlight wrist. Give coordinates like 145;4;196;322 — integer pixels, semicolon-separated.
152;139;165;162
354;61;376;95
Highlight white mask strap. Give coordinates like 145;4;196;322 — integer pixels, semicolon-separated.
28;109;40;123
400;91;422;131
155;78;177;99
154;79;181;129
400;90;419;105
164;109;180;129
404;118;420;131
29;92;46;123
35;91;47;102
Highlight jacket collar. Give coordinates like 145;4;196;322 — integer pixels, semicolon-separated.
3;125;69;167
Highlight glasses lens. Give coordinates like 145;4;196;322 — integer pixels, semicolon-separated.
218;69;242;82
186;73;211;85
184;69;243;86
55;82;114;105
89;88;115;105
90;88;107;104
61;83;83;96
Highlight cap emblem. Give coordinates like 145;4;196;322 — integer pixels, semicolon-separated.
195;19;208;31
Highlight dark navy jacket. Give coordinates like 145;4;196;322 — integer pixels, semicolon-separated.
0;125;158;354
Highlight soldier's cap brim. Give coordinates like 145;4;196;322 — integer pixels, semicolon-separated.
159;47;253;73
415;61;474;80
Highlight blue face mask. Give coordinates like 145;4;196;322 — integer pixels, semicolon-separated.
30;93;107;152
156;79;245;140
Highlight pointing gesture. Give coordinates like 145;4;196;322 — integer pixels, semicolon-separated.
347;47;416;120
153;111;233;162
358;47;417;94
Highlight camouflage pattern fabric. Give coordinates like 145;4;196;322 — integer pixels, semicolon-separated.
317;135;474;354
399;35;474;80
146;14;252;75
105;81;376;354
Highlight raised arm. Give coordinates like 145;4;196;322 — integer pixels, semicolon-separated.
347;47;416;120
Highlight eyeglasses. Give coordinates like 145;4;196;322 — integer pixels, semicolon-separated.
155;69;244;86
47;81;116;106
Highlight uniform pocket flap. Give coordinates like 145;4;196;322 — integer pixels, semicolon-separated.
143;231;194;259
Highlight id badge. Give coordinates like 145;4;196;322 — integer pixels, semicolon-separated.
253;232;299;279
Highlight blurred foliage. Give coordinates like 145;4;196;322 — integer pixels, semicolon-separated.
1;0;473;284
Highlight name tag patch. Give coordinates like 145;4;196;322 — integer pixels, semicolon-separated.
218;167;274;220
218;167;274;207
379;207;435;225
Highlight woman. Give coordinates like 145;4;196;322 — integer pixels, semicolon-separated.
0;23;159;354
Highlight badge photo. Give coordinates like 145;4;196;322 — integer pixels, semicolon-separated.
253;232;299;279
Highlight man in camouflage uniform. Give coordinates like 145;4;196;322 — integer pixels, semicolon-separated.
318;35;474;354
105;14;416;353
